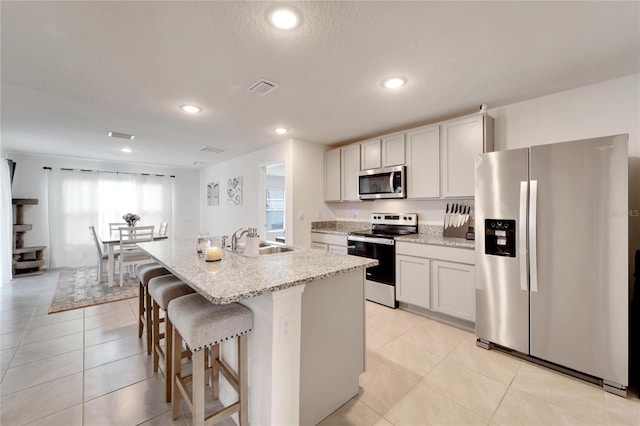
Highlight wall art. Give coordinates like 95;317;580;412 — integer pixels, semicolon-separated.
227;176;243;205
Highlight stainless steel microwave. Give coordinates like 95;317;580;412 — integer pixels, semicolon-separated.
358;166;406;199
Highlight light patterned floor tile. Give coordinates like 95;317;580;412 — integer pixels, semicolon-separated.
358;351;418;415
84;333;146;369
421;357;508;418
398;319;467;357
318;396;381;426
385;382;489;425
492;387;593;425
26;309;83;329
0;372;83;425
511;362;605;423
366;327;395;351
366;307;425;338
84;322;139;347
373;417;395;426
84;352;155;401
19;318;84;345
83;375;169;426
24;404;82;426
10;331;83;367
1;349;83;395
447;339;522;385
375;337;443;380
604;391;640;426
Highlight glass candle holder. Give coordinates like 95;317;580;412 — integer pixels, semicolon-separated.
204;238;222;262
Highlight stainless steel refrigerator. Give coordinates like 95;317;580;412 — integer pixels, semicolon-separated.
475;134;629;395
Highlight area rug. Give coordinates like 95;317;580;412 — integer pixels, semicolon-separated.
48;267;138;314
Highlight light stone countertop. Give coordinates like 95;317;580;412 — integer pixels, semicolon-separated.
137;238;378;305
311;222;475;249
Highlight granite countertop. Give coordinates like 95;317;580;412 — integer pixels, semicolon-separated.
311;221;475;249
137;239;378;305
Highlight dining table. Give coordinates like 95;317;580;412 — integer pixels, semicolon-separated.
100;231;168;286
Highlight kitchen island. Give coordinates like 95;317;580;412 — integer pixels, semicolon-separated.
138;238;377;426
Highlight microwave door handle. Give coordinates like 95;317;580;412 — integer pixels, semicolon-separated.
389;172;394;192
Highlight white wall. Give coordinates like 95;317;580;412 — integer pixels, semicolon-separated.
290;139;336;248
327;74;640;224
200;141;293;241
8;153;200;259
491;73;640;155
199;139;334;248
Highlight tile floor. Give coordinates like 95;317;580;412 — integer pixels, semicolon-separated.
1;270;639;425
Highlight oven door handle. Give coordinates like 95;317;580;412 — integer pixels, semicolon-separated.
347;235;395;246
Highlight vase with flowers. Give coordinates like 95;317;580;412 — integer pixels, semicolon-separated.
122;213;140;227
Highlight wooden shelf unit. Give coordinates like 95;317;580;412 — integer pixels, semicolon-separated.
12;198;46;277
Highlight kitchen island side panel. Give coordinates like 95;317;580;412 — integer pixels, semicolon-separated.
299;269;365;426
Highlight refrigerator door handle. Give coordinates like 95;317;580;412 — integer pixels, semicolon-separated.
519;181;528;291
529;180;538;293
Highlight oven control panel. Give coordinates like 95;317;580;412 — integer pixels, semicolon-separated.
370;213;417;226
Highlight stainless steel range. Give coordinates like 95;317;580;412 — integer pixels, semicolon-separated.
347;213;418;308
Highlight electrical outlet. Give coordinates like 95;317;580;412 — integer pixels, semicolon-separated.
279;314;293;341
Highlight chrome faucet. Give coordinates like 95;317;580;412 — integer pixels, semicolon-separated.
231;228;249;252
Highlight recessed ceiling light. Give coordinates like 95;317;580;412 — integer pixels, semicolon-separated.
180;105;202;113
382;77;407;89
121;147;132;153
270;8;299;30
108;131;135;140
274;127;289;135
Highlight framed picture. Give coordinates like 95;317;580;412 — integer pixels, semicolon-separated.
207;182;219;206
227;176;243;205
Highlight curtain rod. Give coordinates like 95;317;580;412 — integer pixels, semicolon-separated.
42;166;175;178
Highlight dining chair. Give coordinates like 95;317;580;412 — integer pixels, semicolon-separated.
89;225;119;283
118;225;155;287
109;222;128;233
159;222;168;236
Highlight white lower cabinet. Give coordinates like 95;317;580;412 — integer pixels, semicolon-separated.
311;242;328;251
396;254;430;309
396;241;475;323
430;260;475;322
311;232;348;253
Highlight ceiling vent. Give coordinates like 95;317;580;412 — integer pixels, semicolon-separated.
247;79;279;96
199;146;225;154
108;131;135;140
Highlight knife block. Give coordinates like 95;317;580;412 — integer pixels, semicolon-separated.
443;214;470;238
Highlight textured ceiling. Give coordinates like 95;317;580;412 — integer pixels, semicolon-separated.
2;1;639;168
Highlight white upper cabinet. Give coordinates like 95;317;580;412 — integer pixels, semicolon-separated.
341;144;361;201
441;114;494;198
324;149;341;201
406;125;440;199
381;133;405;167
361;139;381;170
360;133;405;170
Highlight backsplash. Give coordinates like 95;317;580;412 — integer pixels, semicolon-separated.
310;220;370;233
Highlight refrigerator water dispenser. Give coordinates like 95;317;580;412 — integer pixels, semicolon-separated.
484;219;516;257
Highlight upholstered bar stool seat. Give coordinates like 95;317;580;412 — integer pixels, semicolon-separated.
148;274;195;402
136;263;171;354
169;294;253;426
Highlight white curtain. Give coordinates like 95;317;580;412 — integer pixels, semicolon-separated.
0;157;13;285
48;169;100;268
47;169;173;268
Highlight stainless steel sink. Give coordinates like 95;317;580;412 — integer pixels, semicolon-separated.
258;245;295;255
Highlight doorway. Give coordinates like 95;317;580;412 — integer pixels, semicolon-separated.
263;163;285;243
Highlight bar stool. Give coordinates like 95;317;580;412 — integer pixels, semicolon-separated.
169;294;253;426
135;263;171;354
147;274;195;402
